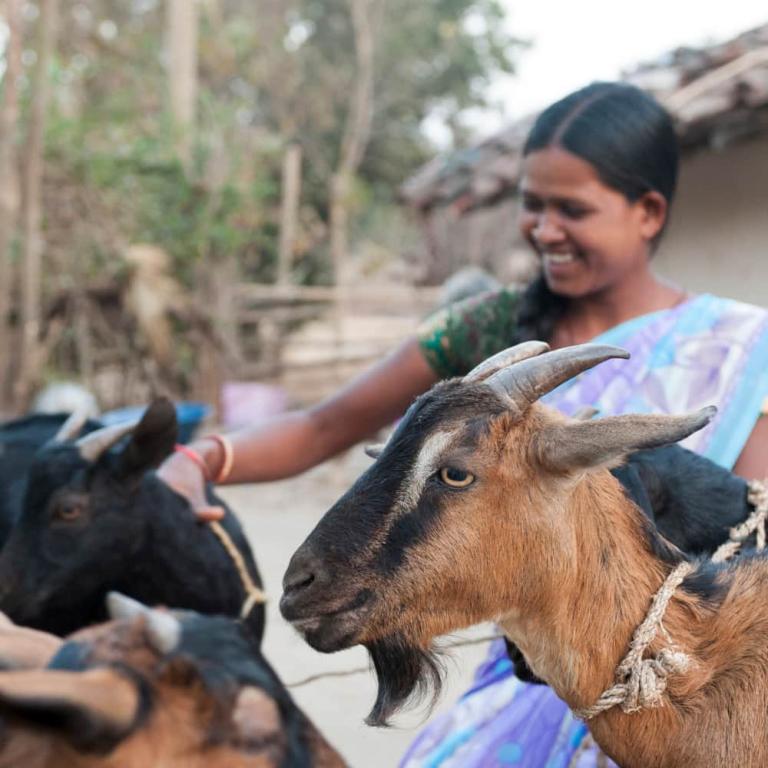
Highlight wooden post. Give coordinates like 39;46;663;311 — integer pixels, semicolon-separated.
15;0;59;409
0;0;22;409
277;143;302;286
165;0;198;167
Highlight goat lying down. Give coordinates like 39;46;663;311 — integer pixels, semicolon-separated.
281;341;768;768
0;596;344;768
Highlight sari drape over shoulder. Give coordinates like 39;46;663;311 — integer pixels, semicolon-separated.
406;293;768;768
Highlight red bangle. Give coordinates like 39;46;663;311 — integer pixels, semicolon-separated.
174;444;211;482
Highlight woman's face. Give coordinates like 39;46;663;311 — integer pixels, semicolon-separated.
518;146;666;299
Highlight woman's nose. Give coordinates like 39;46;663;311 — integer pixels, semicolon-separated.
532;212;566;246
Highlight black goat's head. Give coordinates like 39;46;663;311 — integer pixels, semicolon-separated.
0;400;178;635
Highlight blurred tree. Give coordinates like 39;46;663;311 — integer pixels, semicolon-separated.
0;0;22;408
16;0;59;407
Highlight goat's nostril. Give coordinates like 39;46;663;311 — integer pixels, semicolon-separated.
283;569;315;594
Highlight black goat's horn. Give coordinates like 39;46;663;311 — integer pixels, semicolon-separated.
75;422;139;463
464;341;550;382
51;408;90;443
486;344;629;415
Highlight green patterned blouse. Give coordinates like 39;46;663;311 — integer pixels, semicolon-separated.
417;287;522;379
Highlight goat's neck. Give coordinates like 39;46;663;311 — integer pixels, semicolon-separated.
497;471;688;710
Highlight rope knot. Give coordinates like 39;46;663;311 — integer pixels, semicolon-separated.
620;648;690;713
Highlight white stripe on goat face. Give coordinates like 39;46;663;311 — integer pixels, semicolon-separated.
395;429;459;514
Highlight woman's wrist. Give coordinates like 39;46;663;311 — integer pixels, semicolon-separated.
195;435;235;484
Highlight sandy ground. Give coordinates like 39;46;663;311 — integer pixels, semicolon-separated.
218;446;495;768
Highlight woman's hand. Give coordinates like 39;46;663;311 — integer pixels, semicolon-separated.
157;449;225;522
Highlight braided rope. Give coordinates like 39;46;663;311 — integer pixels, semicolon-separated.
572;479;768;723
208;520;267;618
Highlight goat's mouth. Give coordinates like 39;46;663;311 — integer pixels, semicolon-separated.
280;590;375;653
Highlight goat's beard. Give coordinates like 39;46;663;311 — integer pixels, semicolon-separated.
365;634;444;727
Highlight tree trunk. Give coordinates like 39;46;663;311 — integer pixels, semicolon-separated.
165;0;199;168
0;0;22;411
328;0;377;286
277;143;302;286
15;0;59;409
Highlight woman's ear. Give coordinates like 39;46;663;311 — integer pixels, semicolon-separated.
637;191;668;241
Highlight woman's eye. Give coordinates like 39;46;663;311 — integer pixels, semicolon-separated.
560;203;589;219
521;195;543;213
438;467;475;488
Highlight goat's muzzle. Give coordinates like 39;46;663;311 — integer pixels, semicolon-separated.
280;548;373;653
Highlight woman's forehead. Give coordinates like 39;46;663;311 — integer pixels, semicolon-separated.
520;147;610;199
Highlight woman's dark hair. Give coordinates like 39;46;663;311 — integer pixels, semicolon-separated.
516;82;680;343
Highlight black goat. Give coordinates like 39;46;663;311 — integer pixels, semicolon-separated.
0;399;265;643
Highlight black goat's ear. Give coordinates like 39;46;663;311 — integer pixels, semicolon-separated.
117;398;179;479
0;667;140;751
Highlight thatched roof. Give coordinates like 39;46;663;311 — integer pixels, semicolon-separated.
401;22;768;213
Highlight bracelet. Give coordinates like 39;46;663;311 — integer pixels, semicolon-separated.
174;444;211;482
206;434;235;484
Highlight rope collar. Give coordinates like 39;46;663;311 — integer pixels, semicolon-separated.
208;520;267;618
573;479;768;721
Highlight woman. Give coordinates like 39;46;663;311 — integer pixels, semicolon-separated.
160;83;768;766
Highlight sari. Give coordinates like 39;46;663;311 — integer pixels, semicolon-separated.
404;292;768;768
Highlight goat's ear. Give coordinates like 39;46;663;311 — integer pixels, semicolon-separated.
117;398;179;479
536;407;716;473
0;667;140;750
0;618;62;669
232;686;283;745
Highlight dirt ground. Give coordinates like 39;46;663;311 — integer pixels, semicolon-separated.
218;446;495;768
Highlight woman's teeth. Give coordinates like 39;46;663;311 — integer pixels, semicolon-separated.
543;252;575;265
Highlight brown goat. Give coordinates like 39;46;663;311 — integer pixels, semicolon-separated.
280;341;768;768
0;595;344;768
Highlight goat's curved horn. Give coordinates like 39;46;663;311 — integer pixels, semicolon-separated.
486;344;630;415
107;592;149;622
51;408;90;443
464;341;550;382
75;422;139;463
539;406;717;472
144;610;182;655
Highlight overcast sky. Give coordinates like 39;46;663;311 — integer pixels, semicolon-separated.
458;0;767;141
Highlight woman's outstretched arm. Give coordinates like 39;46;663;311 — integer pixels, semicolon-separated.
158;337;439;519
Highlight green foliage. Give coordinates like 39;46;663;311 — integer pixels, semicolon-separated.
30;0;521;289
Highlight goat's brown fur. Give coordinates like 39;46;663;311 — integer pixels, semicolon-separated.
284;391;768;767
0;615;345;768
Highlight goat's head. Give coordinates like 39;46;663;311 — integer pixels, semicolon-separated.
0;400;178;634
0;595;342;767
280;342;714;724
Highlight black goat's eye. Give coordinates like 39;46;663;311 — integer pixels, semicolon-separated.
52;502;84;523
438;467;475;488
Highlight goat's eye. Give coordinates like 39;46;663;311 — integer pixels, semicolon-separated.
52;502;84;523
438;467;475;488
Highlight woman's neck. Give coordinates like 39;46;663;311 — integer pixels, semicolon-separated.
553;273;687;347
